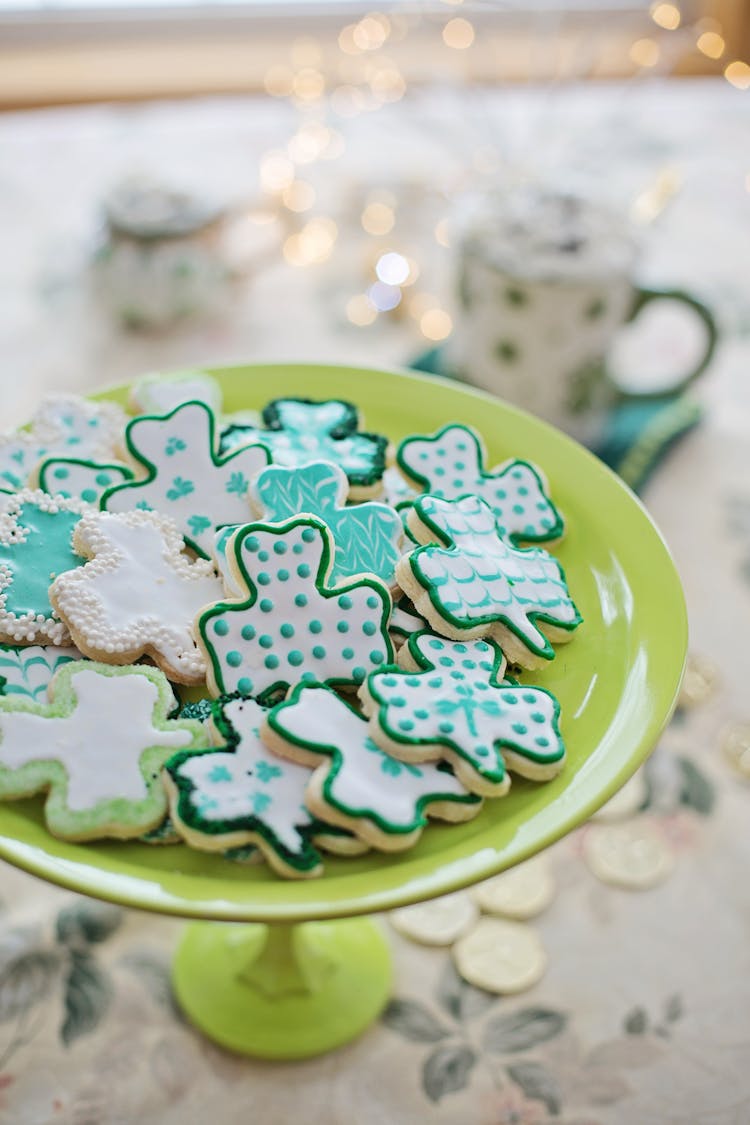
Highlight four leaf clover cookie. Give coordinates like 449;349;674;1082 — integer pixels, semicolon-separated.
102;400;269;555
360;632;565;796
49;509;225;684
398;494;582;669
36;457;134;507
263;683;481;850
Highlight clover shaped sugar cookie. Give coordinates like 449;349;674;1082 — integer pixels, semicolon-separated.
0;489;89;645
0;395;126;492
0;644;82;703
359;632;565;796
102;400;269;556
49;509;225;685
0;662;206;840
36;457;134;507
251;460;403;587
129;369;223;416
397;423;563;545
263;683;480;851
220;397;388;499
198;515;393;701
398;494;581;669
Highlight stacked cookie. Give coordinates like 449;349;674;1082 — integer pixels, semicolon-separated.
0;374;582;877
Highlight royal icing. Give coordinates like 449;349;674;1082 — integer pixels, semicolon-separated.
198;516;393;700
129;370;223;416
397;423;563;543
399;494;581;666
102;400;269;556
264;683;479;846
0;395;126;491
38;458;134;506
380;465;419;508
251;460;402;587
390;595;428;640
361;633;565;795
165;695;322;876
220;397;387;495
0;644;82;702
0;662;203;839
211;525;244;599
0;490;88;645
49;510;225;684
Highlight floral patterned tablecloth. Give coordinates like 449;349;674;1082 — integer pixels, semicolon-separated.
0;79;748;1125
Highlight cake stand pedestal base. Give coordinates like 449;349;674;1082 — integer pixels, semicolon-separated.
172;917;392;1059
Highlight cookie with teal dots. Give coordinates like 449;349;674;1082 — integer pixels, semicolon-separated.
196;514;394;703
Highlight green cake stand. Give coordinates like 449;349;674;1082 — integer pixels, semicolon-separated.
0;363;687;1059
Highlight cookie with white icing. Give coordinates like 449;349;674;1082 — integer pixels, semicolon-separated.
0;661;206;840
49;509;225;685
102;400;269;556
360;632;566;796
36;457;134;507
128;370;223;416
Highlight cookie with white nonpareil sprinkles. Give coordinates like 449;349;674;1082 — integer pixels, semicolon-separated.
49;509;224;685
0;489;89;645
197;515;393;702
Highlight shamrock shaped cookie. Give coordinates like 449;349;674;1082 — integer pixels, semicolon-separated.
198;515;393;701
0;489;88;645
0;662;205;840
251;460;402;587
360;632;565;796
398;494;581;668
397;423;563;544
36;457;134;506
0;644;82;703
102;400;269;556
221;397;387;499
49;509;225;684
0;395;126;491
129;369;223;416
263;683;480;850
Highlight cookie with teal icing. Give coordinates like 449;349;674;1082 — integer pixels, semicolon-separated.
36;457;134;507
397;494;581;669
198;515;393;702
0;643;82;703
359;632;565;796
251;460;403;587
263;682;481;851
397;423;563;544
101;400;269;556
0;661;206;840
0;489;89;645
221;397;387;499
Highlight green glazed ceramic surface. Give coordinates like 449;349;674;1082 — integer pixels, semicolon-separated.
0;363;687;922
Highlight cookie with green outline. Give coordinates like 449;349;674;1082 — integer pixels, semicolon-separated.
0;395;126;492
35;457;134;506
221;397;387;499
101;400;269;556
49;509;224;685
397;423;563;544
359;632;565;796
397;494;581;669
129;370;223;416
0;489;89;645
263;683;480;851
0;643;83;703
0;661;206;840
251;460;403;587
198;515;393;701
389;594;428;645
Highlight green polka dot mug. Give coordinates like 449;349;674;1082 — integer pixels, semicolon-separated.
447;189;717;447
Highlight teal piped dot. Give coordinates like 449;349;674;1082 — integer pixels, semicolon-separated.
257;572;271;586
241;624;256;641
518;486;529;497
462;659;477;670
342;646;354;660
337;621;349;634
371;651;384;664
338;595;353;610
238;677;252;695
428;639;443;650
309;620;323;634
439;721;454;734
512;469;523;480
452;479;463;489
301;528;316;543
434;467;446;477
258;550;269;563
475;745;489;758
366;595;380;611
297;564;311;579
213;619;229;637
531;711;546;723
288;650;304;667
280;623;294;638
81;489;97;503
226;650;242;668
475;681;489;691
295;594;308;608
292;542;304;555
362;621;376;636
513;504;524;515
505;693;518;704
312;645;326;659
301;671;316;682
455;462;465;471
277;569;290;581
512;723;527;735
53;467;69;480
260;598;274;613
437;448;446;457
398;719;415;732
259;635;274;649
391;696;406;708
405;676;421;687
479;661;493;673
245;536;259;552
455;644;467;654
439;657;452;667
273;541;287;555
524;524;536;535
428;677;442;689
523;692;537;704
265;654;280;670
352;667;366;683
496;489;507;500
536;736;550;748
381;675;397;687
450;670;465;680
415;708;429;720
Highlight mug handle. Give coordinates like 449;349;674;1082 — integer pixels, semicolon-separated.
610;286;718;400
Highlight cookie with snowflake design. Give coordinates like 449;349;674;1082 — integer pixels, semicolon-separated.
397;423;563;544
220;397;387;499
251;460;403;587
49;509;225;684
198;515;393;701
359;632;565;796
0;395;126;492
398;494;581;669
101;400;269;556
0;643;83;703
0;661;206;840
0;489;90;645
36;457;134;506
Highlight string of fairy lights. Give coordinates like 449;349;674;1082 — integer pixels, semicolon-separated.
247;1;749;338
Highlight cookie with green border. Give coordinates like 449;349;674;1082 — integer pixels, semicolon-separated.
359;632;565;796
36;456;134;507
263;682;481;851
0;661;207;840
